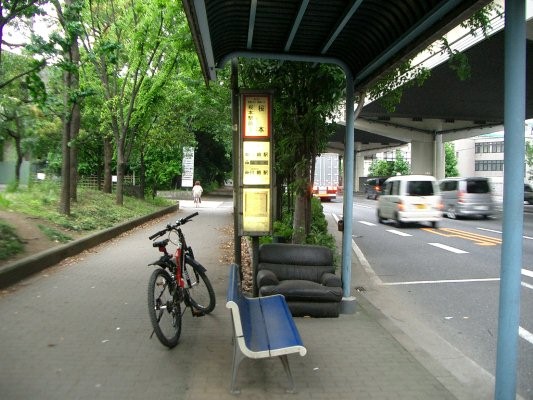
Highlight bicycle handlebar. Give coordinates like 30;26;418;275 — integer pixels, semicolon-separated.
148;212;199;240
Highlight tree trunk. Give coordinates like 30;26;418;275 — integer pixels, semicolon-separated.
116;137;125;205
139;149;146;200
68;31;81;202
14;135;22;187
13;117;23;186
59;119;71;215
103;136;112;193
292;192;306;244
292;161;310;244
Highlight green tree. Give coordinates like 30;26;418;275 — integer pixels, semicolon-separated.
0;51;42;186
368;160;393;177
526;140;533;182
80;0;186;205
0;0;48;88
240;60;345;243
445;142;459;177
194;130;231;187
392;149;410;175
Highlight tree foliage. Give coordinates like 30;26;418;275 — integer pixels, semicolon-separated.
445;142;459;177
0;0;49;89
240;60;345;243
368;149;410;177
368;160;393;177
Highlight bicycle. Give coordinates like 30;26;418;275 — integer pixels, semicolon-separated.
147;212;216;348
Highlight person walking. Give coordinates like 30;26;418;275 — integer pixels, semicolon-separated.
192;181;203;207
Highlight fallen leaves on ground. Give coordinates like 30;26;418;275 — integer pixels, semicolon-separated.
217;225;252;292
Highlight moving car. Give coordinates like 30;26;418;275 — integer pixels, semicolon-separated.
377;175;442;228
525;183;533;205
439;177;493;219
364;177;388;200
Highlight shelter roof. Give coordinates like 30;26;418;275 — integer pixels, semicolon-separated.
183;0;491;90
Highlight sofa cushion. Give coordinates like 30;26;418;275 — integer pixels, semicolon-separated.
256;269;279;287
258;263;334;283
259;243;333;266
259;280;343;302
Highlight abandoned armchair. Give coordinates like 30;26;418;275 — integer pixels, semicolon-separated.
257;243;343;318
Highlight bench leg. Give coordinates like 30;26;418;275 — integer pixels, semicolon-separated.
280;355;296;394
230;338;245;394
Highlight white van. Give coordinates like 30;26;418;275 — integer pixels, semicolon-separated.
377;175;443;228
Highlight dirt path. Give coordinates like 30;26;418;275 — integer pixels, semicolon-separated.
0;211;82;267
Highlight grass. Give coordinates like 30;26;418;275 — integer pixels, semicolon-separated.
0;221;24;261
0;180;174;259
38;225;73;243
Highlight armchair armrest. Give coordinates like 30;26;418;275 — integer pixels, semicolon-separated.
257;269;279;287
320;272;341;287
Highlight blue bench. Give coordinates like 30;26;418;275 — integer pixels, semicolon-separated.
226;264;307;394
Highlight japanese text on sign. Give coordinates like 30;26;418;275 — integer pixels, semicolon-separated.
181;147;194;188
243;141;270;185
243;95;270;137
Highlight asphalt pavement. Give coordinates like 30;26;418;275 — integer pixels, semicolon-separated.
0;192;497;399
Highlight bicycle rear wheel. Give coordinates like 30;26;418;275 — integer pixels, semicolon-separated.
147;268;181;348
183;258;216;314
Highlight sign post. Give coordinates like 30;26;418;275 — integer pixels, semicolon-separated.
181;147;195;188
239;91;273;296
239;92;273;236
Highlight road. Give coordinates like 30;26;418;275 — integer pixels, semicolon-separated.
323;195;533;400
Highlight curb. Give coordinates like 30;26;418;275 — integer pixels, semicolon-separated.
0;204;179;290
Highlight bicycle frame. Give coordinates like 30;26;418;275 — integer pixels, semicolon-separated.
151;225;198;298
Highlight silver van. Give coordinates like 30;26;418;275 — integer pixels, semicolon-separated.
439;177;493;219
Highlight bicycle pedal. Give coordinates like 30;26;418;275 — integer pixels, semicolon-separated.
191;309;205;317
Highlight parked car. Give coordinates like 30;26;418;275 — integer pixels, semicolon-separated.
439;177;493;219
364;177;388;200
377;175;442;228
525;183;533;205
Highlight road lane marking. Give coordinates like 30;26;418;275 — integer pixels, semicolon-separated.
359;221;376;226
428;243;468;254
519;326;533;345
477;228;502;234
522;268;533;278
477;227;533;240
522;282;533;290
387;229;412;237
422;228;501;246
382;278;499;286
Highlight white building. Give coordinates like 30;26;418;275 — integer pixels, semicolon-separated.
362;123;533;197
452;123;533;196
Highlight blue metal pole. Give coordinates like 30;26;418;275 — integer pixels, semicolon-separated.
342;73;355;297
495;1;526;399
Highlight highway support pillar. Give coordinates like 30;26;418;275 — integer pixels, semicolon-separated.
495;1;526;399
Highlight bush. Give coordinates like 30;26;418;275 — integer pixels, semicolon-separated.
266;196;336;251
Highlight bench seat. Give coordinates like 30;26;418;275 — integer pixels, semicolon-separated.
226;264;306;393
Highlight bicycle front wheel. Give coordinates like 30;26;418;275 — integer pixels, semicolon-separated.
147;268;181;348
183;258;216;314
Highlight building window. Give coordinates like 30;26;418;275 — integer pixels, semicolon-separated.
475;141;504;154
492;142;504;153
475;160;504;171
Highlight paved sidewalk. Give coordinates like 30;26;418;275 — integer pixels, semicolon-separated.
0;194;489;399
